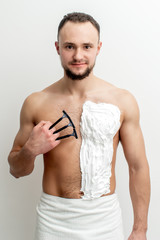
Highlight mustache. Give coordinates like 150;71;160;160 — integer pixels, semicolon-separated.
69;60;88;64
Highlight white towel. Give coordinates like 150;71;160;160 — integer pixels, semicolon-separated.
34;192;124;240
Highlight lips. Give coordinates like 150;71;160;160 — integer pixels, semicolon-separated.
72;63;86;66
70;62;87;67
69;60;88;64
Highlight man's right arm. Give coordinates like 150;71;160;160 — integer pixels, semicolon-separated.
8;94;60;178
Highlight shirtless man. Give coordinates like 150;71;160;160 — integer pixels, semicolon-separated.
8;12;150;240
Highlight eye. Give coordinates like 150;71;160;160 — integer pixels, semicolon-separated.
84;45;91;50
66;45;74;50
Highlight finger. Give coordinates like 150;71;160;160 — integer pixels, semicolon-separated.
53;139;61;147
52;131;60;140
41;121;53;130
36;121;47;128
49;126;57;133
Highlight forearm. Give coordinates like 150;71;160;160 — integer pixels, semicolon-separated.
8;143;36;178
129;164;150;233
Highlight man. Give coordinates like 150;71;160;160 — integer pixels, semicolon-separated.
8;12;150;240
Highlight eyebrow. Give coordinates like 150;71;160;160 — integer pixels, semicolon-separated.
63;42;94;47
63;42;74;46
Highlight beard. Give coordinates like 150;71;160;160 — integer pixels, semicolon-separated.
63;62;95;80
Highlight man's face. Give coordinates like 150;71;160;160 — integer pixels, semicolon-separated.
55;21;102;80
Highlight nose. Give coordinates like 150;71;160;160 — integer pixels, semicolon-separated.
73;48;83;61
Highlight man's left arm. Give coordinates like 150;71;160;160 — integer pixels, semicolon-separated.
119;92;151;240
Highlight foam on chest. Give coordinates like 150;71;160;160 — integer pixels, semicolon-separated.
79;101;121;200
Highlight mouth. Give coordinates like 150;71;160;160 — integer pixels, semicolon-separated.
70;62;87;67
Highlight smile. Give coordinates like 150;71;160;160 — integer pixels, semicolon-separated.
71;63;87;67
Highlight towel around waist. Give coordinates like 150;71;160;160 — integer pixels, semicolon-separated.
35;192;124;240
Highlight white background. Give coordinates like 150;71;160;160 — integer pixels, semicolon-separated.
0;0;160;239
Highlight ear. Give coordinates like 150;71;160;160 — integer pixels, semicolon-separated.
96;41;102;56
55;41;60;55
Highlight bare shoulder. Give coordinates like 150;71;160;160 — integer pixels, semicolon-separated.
114;88;140;123
22;91;45;111
98;79;140;122
21;81;61;121
22;81;59;109
20;92;41;125
20;90;50;122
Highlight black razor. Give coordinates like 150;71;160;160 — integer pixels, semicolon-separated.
49;110;78;140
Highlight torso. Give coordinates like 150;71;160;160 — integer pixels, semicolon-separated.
32;79;124;199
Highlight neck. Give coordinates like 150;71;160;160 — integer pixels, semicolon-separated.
61;72;98;98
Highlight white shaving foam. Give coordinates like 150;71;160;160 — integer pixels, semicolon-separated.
80;101;121;200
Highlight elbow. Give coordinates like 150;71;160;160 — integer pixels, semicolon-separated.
8;152;35;178
129;161;150;173
8;156;20;178
9;168;20;178
9;166;34;178
129;164;150;180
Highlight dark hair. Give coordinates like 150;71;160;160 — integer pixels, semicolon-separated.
57;12;100;40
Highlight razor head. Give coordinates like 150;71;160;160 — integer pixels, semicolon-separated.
49;110;78;140
73;128;78;139
62;110;75;129
56;128;78;140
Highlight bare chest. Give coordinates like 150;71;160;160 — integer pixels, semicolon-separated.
35;96;122;198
